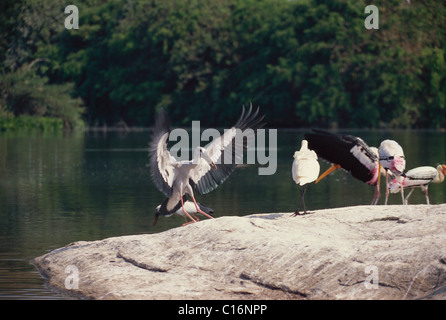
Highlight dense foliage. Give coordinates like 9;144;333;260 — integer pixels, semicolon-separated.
1;0;445;129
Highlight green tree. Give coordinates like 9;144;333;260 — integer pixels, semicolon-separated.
2;0;444;129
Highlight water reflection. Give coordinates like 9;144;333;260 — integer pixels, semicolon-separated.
0;129;445;299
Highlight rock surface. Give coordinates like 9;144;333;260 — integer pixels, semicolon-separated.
33;204;446;300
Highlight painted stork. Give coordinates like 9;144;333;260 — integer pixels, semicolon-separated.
304;129;383;205
149;105;264;225
388;165;446;205
378;139;406;204
153;196;214;226
291;140;320;215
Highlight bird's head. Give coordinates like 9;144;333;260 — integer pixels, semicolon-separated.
378;140;406;174
441;165;446;176
195;147;217;169
392;156;406;174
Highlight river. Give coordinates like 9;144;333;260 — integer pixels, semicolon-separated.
0;129;444;299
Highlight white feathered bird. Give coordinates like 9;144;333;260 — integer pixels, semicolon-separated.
149;105;264;225
388;164;446;205
378;139;406;204
153;196;215;225
291;140;320;215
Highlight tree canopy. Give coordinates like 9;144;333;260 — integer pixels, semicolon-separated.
1;0;445;129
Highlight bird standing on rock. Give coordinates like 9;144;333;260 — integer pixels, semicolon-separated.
304;129;384;205
291;140;320;216
149;105;264;225
388;164;446;205
378;139;406;204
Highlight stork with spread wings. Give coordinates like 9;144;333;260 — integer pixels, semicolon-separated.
149;105;265;225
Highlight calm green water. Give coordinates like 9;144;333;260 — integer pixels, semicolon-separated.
0;129;445;299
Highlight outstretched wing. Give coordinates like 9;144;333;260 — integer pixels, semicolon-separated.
148;109;178;197
305;129;378;183
189;104;265;195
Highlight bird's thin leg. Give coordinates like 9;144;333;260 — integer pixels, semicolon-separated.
291;186;302;216
180;196;197;225
292;185;310;216
424;187;430;205
301;185;308;214
400;186;406;205
190;194;214;220
371;183;380;205
372;164;382;205
405;188;415;205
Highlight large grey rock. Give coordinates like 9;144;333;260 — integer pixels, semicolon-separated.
33;204;446;300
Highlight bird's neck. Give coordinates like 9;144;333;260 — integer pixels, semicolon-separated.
166;196;180;212
191;149;204;165
435;166;445;183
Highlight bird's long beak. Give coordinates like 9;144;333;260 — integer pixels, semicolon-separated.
442;165;446;176
153;213;159;226
316;164;341;184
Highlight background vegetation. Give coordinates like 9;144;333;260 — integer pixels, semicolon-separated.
0;0;445;130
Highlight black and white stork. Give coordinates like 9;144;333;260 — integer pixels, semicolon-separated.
304;129;383;205
153;196;215;226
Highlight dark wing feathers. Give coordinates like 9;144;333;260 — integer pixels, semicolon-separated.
304;129;377;183
190;160;234;195
149;109;174;197
234;103;266;131
190;104;265;195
